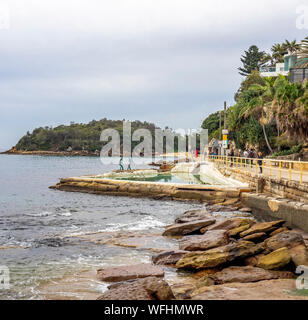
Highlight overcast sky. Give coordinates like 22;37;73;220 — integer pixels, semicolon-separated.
0;0;307;150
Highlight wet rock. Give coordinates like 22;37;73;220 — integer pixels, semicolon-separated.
265;231;305;251
97;263;164;282
240;220;285;238
239;207;252;213
152;250;187;266
175;209;210;223
97;276;174;300
176;241;264;269
211;266;294;284
257;247;291;270
241;232;267;242
162;219;216;236
206;205;239;213
190;279;307;300
179;230;229;251
289;245;308;266
201;218;254;234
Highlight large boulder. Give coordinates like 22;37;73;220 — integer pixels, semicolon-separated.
200;218;255;234
162;219;216;236
152;250;187;266
97;276;174;300
240;220;285;238
175;209;210;223
289;245;308;266
265;231;305;251
211;266;294;284
176;241;264;269
179;230;229;251
97;263;164;282
257;247;291;270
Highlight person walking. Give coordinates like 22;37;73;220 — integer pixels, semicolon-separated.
229;148;234;167
249;148;255;166
243;149;248;167
257;151;263;174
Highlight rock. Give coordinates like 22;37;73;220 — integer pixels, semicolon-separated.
265;231;305;251
176;241;264;269
196;275;215;287
289;245;308;266
257;247;291;270
269;227;289;237
152;250;187;266
200;218;254;234
244;253;266;267
170;283;196;299
175;209;210;223
97;276;174;300
228;224;250;237
241;232;267;242
179;230;229;251
190;279;308;300
97;263;164;282
239;207;252;213
162;219;216;236
240;220;285;237
211;266;294;284
206;205;238;213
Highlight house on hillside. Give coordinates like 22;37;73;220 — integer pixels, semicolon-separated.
260;51;308;82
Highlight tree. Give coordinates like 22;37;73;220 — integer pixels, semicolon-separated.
297;37;308;68
271;43;287;63
283;39;301;54
238;45;266;76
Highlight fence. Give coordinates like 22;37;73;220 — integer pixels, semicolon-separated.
208;155;308;184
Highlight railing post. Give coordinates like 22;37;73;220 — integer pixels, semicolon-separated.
279;161;282;179
300;164;303;184
289;162;292;182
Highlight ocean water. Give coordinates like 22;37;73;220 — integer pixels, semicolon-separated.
0;155;205;299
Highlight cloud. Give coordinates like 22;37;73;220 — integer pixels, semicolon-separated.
0;0;307;150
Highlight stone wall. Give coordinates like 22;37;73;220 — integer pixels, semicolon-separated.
216;166;308;204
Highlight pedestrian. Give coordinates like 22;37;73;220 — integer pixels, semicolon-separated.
257;151;263;174
249;148;255;166
229;148;234;167
243;149;248;167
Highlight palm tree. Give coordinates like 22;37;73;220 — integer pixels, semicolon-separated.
297;37;308;68
271;43;287;63
283;39;301;54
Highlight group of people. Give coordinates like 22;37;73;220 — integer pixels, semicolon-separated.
229;147;264;174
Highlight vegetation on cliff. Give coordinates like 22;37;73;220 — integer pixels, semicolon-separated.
202;37;308;155
15;119;159;152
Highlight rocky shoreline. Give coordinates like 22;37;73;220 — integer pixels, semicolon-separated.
90;202;308;300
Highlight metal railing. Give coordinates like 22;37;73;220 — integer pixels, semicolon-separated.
208;155;308;184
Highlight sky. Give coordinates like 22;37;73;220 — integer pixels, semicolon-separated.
0;0;307;151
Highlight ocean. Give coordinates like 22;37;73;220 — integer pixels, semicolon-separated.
0;155;204;299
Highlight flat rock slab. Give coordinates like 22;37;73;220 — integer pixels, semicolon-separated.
212;266;294;284
175;209;210;224
163;219;216;236
97;263;164;282
179;230;229;251
190;279;308;300
240;220;285;237
152;250;188;266
242;232;267;242
97;276;174;300
265;231;305;251
201;218;255;234
176;241;264;269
